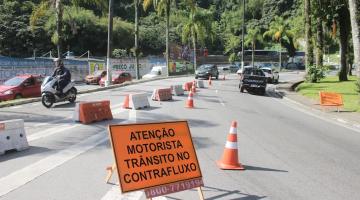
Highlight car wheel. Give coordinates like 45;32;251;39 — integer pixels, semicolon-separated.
195;76;198;79
239;84;244;93
259;88;266;95
15;94;22;99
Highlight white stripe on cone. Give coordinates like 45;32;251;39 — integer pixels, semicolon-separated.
225;141;238;149
229;127;237;134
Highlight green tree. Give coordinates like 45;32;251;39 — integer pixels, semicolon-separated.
348;0;360;77
304;0;314;68
263;16;296;68
244;27;263;67
180;3;213;70
224;34;241;63
143;0;171;76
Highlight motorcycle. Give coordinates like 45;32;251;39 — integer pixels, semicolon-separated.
41;76;77;108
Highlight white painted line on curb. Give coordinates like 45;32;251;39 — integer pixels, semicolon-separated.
101;184;144;200
0;131;108;197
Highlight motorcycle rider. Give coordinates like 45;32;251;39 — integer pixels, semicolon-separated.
51;58;71;95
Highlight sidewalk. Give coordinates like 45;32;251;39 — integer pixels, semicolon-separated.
275;81;360;129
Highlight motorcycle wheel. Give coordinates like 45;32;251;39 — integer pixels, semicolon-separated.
42;94;54;108
68;88;77;103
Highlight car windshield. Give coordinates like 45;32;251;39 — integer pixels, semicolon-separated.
244;68;265;76
3;77;26;86
198;65;212;70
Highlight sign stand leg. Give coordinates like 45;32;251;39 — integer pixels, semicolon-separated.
105;163;117;183
197;187;205;200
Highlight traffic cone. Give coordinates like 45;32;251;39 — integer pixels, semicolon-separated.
191;81;196;93
185;91;194;108
208;76;212;86
122;94;130;109
223;74;226;80
217;121;244;170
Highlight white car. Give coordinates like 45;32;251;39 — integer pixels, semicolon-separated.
142;66;167;79
260;67;279;83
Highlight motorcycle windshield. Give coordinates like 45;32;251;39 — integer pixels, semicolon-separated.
42;76;53;87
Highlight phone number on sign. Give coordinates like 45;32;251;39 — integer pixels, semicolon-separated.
145;178;204;198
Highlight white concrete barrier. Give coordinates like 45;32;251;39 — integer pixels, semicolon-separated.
197;80;205;88
172;85;184;96
0;119;29;155
130;93;150;110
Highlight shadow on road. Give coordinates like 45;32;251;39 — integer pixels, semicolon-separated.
0;146;51;162
242;165;288;173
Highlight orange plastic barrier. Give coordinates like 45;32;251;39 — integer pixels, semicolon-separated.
319;91;343;111
152;88;172;101
183;82;193;91
79;100;113;124
217;121;244;170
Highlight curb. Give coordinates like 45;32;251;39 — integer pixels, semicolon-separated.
274;80;360;132
0;74;192;108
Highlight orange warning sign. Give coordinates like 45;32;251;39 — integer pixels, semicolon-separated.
108;121;202;193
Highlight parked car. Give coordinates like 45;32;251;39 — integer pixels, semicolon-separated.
239;67;267;95
99;71;132;86
0;74;43;101
260;67;279;83
85;70;106;85
142;66;167;79
195;64;219;79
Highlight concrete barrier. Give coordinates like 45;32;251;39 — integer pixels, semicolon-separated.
0;119;29;155
130;93;150;109
172;85;184;96
152;88;172;101
197;80;205;88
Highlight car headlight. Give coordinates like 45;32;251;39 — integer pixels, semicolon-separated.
4;90;13;95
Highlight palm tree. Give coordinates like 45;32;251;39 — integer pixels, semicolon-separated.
30;0;106;59
304;0;314;68
263;16;296;69
348;0;360;77
143;0;171;76
180;6;212;70
244;28;262;68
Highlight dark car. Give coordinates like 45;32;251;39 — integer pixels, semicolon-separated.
0;75;43;101
85;70;107;85
239;67;267;95
99;71;132;86
195;64;219;79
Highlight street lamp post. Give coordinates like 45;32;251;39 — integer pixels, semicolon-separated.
105;0;113;87
241;0;246;70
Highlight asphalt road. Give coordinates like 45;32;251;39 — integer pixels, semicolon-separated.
1;73;360;200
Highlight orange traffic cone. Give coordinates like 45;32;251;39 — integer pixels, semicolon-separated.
191;81;196;93
217;121;244;170
208;76;212;86
122;94;130;109
185;91;194;108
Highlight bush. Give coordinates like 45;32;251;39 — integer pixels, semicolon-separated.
306;65;327;83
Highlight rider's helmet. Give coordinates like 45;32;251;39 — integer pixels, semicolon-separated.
53;58;63;68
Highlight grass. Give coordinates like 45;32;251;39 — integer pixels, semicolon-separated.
296;76;360;112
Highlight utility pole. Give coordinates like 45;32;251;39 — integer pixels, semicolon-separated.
241;0;246;69
135;0;140;80
105;0;113;87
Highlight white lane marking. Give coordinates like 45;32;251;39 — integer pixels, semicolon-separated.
33;117;72;128
0;131;108;197
9;106;22;109
336;118;348;124
28;104;125;142
28;124;81;142
128;109;137;123
101;184;144;200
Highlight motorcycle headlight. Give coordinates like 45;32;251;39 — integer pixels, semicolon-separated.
4;90;13;95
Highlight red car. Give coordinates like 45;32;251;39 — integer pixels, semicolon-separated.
99;71;132;86
0;75;43;101
85;70;107;85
